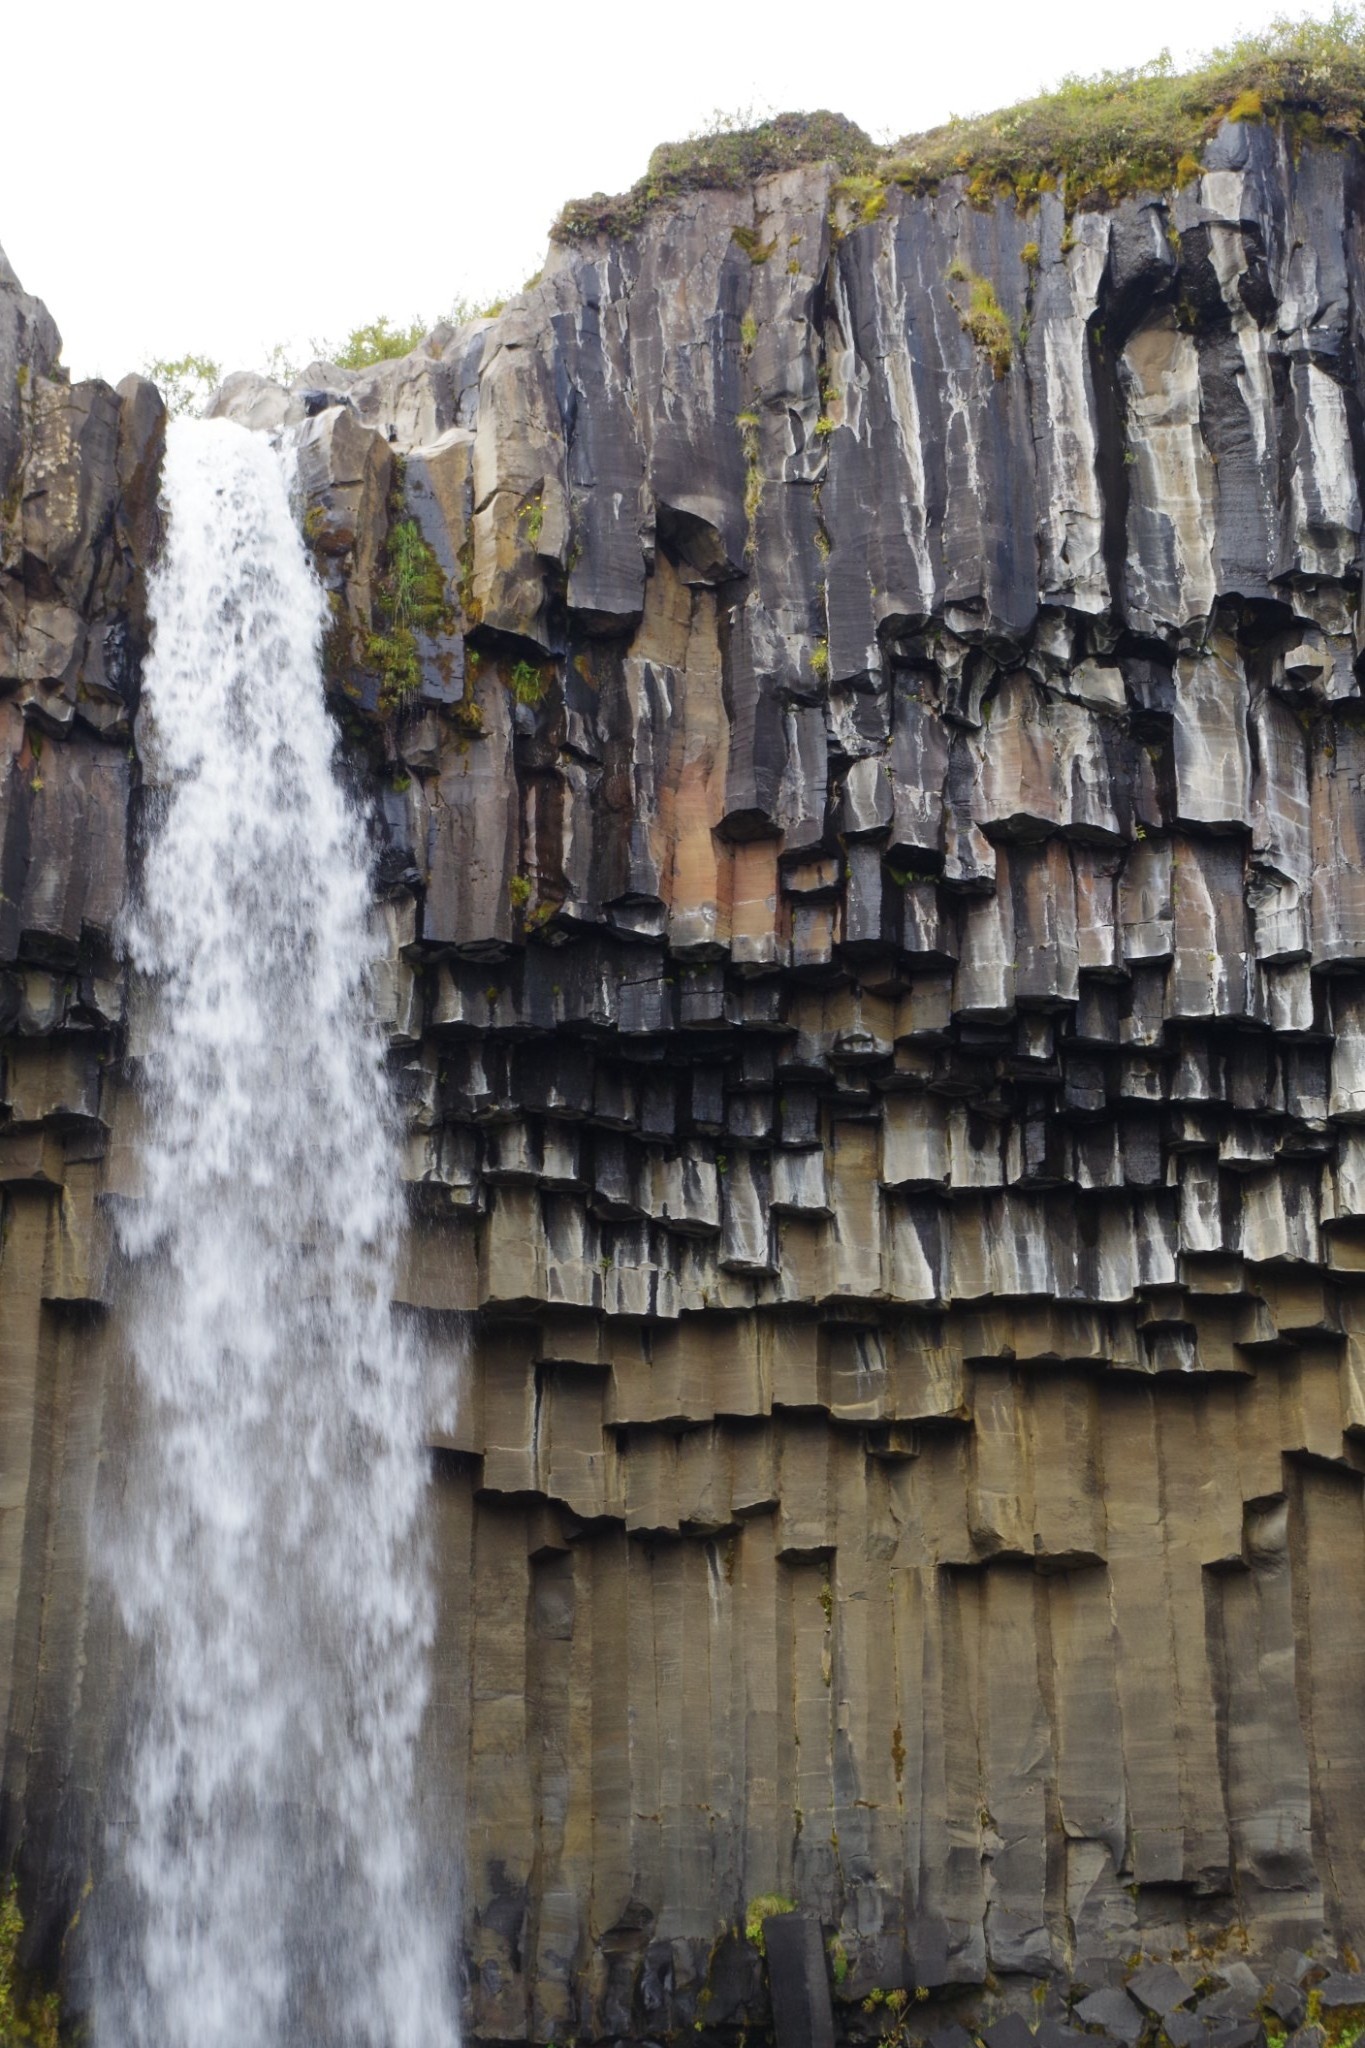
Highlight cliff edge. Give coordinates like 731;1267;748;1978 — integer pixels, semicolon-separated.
8;73;1365;2045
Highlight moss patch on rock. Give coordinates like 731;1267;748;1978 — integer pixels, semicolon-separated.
552;110;877;242
0;1882;59;2048
365;505;455;717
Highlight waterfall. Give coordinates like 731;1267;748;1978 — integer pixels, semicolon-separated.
96;418;454;2048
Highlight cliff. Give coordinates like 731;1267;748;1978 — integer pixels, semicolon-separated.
8;88;1365;2047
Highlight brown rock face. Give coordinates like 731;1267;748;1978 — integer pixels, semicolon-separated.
13;113;1365;2042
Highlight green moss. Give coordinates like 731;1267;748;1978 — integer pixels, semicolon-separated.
949;268;1015;376
321;591;356;691
732;224;777;262
810;639;830;680
508;659;548;706
456;533;480;626
509;874;532;908
744;1893;797;1955
520;495;545;548
831;172;889;225
552;110;877;241
0;1881;60;2048
883;11;1365;210
366;513;455;715
738;411;763;555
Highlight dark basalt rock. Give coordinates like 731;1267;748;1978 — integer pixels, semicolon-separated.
765;1912;836;2048
15;114;1365;2048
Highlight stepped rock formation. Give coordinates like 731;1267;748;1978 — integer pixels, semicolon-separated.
9;105;1365;2044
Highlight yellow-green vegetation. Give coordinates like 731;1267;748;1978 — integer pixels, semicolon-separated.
0;1882;59;2048
365;496;455;715
447;291;510;324
740;311;759;355
732;224;778;262
146;352;220;418
553;13;1365;249
320;590;357;696
831;172;888;225
883;8;1365;208
810;639;830;680
744;1894;796;1955
1302;1989;1365;2048
737;410;762;555
947;268;1015;377
509;874;533;908
863;1984;930;2046
508;660;548;707
322;315;429;370
451;690;484;737
520;495;545;548
553;109;877;241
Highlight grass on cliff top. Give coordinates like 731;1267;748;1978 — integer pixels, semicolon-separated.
552;109;878;241
551;9;1365;239
887;5;1365;206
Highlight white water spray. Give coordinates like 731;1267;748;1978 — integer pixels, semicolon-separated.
98;418;453;2048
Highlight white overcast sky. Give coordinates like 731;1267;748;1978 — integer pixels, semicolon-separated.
5;0;1345;386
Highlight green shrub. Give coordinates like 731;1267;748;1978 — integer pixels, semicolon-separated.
146;353;220;418
320;315;429;370
447;291;511;324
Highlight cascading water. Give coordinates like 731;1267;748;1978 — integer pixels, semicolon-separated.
96;417;454;2048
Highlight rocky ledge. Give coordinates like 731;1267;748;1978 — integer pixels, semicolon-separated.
9;90;1365;2048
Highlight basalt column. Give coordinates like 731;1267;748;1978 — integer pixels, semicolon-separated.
7;106;1365;2047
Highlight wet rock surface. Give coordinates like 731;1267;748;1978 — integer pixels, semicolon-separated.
14;119;1365;2044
